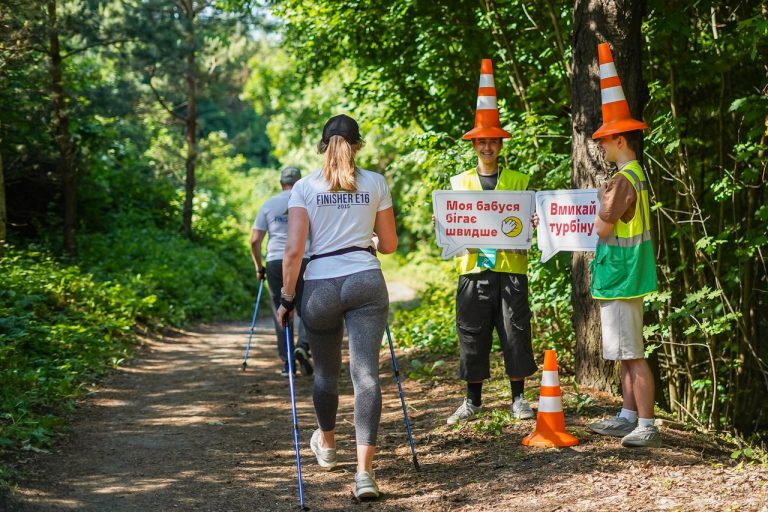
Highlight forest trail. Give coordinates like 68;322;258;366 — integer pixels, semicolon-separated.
3;286;767;511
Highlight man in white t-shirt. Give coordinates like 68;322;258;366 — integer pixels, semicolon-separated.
251;167;312;377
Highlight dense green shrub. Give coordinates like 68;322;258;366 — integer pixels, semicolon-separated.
78;224;252;325
0;248;151;450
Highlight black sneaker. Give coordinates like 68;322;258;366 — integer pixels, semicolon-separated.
280;361;295;378
294;346;314;376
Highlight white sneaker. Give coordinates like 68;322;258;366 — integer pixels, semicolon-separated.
511;396;535;419
310;429;337;469
354;471;380;499
446;398;482;425
621;424;662;448
589;414;637;437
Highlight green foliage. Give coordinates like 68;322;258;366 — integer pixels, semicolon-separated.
0;248;148;451
79;225;251;325
393;279;457;355
528;247;575;363
407;358;446;380
568;377;595;414
472;409;514;436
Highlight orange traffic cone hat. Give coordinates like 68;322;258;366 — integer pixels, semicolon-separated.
592;42;647;139
522;350;579;448
463;59;512;140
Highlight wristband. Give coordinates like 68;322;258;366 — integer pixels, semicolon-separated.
280;287;295;301
280;297;295;311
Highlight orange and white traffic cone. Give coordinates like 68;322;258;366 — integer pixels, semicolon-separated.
591;42;647;139
522;349;579;447
462;59;512;140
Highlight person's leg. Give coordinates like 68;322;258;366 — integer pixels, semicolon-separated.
448;272;494;424
625;358;655;419
621;357;660;447
615;297;648;416
497;273;536;379
496;273;536;418
265;259;287;362
340;270;388;468
356;445;376;474
456;272;494;383
589;299;638;436
301;277;344;445
621;361;637;411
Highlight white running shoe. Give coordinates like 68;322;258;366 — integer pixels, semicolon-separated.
511;395;535;419
446;398;482;425
354;471;380;499
310;428;337;469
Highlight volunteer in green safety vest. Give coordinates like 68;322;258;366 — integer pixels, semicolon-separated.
587;129;662;448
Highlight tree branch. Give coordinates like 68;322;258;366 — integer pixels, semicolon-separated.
147;68;187;122
61;37;136;59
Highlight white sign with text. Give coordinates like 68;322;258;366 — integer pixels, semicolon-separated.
432;190;535;259
535;189;599;263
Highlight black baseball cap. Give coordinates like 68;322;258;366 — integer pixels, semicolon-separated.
280;166;301;185
321;114;361;145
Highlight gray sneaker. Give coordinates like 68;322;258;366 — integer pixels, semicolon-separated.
621;425;662;448
511;396;535;419
446;398;482;425
310;429;337;469
354;471;380;499
589;415;637;437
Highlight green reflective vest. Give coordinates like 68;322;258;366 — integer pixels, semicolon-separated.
590;161;658;300
449;167;529;275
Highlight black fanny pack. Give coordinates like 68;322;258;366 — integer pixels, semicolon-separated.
309;246;376;261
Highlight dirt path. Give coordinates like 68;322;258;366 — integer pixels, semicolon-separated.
3;309;768;511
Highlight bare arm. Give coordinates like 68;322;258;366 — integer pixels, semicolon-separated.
250;229;267;280
594;216;614;238
373;207;398;254
276;207;309;326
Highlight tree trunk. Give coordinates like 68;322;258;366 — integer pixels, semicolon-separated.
0;150;6;258
570;0;646;392
48;0;77;256
181;4;197;240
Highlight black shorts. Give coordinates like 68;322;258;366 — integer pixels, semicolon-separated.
455;271;536;381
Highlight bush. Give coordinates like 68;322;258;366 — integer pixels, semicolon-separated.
79;224;252;325
0;248;150;450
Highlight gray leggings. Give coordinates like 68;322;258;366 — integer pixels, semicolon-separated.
301;269;389;446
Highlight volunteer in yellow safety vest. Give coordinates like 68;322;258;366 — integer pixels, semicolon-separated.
444;136;539;425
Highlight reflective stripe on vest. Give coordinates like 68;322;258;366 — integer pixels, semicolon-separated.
590;161;658;299
450;168;529;275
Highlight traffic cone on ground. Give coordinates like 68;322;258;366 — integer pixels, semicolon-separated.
591;42;647;139
463;59;512;140
522;349;579;447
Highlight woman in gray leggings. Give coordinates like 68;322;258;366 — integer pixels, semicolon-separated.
276;114;398;500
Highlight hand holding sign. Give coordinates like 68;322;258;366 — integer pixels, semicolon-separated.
433;190;535;259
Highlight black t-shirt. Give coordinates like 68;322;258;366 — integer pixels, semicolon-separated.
478;172;499;191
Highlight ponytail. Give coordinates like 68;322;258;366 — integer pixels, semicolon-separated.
318;135;360;192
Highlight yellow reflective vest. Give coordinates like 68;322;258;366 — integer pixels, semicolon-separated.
590;161;658;299
449;168;529;275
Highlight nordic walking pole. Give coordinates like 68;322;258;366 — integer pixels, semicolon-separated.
241;279;265;371
385;323;420;471
285;320;309;511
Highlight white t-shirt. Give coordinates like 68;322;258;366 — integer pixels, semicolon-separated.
288;168;393;280
253;191;291;262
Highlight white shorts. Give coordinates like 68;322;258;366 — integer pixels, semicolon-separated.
598;298;645;360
